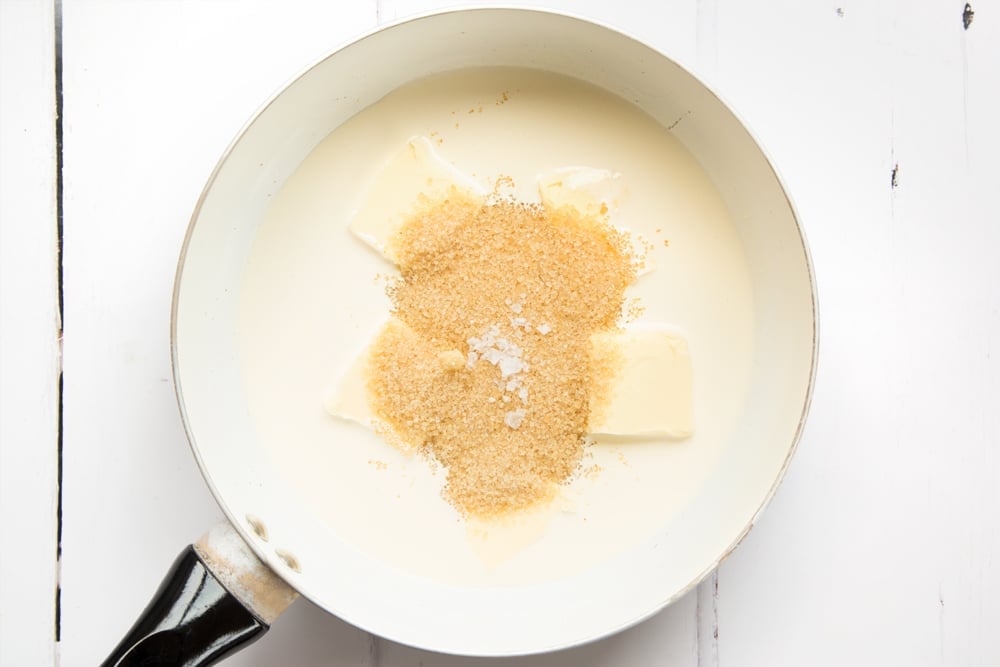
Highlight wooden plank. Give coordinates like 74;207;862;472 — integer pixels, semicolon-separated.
0;1;60;664
710;1;1000;665
57;1;378;665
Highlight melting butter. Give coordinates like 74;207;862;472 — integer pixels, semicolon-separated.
537;166;653;277
348;136;486;264
464;488;576;569
537;166;623;217
322;348;374;427
589;326;694;438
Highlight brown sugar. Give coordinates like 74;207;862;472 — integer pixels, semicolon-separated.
366;191;637;517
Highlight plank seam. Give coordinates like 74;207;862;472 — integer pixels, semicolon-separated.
53;0;65;657
696;571;719;667
368;633;382;667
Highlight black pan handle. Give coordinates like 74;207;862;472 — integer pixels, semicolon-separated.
101;546;268;667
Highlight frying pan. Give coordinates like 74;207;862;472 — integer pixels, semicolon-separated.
103;7;817;665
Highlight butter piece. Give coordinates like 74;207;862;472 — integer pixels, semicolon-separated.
324;318;421;425
589;326;693;438
349;136;486;263
537;167;622;217
323;350;374;427
537;167;652;277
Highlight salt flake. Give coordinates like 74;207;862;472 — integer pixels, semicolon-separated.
505;408;527;429
499;356;526;377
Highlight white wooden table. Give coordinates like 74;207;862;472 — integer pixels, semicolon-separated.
2;1;998;665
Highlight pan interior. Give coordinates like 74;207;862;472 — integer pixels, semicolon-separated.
173;9;815;656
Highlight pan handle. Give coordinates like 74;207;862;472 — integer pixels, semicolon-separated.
100;546;266;666
101;524;299;666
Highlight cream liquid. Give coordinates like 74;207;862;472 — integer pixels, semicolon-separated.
239;68;754;586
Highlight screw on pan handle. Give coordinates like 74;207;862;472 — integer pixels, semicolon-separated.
100;546;267;666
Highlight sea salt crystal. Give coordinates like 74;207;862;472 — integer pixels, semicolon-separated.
499;356;526;377
510;302;523;314
537;323;552;335
504;408;527;429
482;348;504;365
499;337;519;352
467;322;531;411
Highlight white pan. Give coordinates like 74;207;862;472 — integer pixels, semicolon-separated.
102;8;816;665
